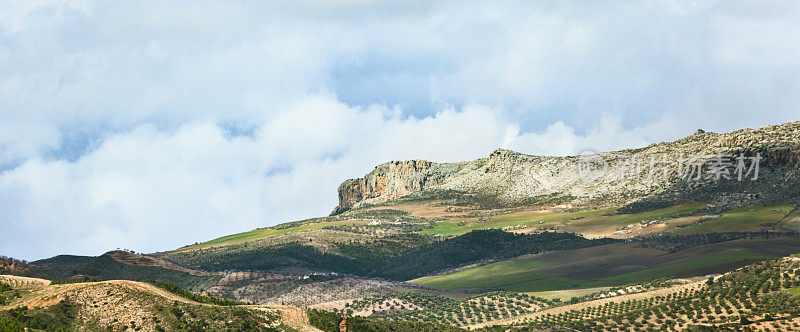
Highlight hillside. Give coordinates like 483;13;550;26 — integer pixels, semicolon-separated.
372;230;619;280
19;251;221;292
158;230;615;281
334;121;800;214
0;275;299;331
0;275;462;331
9;254;800;331
476;256;800;331
138;120;800;310
4;121;800;331
305;254;800;330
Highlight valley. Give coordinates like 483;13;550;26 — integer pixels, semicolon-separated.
2;121;800;331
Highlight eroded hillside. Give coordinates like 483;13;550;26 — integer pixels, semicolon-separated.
0;275;301;331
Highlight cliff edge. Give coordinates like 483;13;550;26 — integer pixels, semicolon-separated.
332;121;800;214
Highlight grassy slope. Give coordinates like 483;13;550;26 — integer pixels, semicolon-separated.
153;202;794;294
416;203;794;290
373;230;617;280
183;203;703;251
186;202;790;250
420;203;703;236
411;259;554;289
159;230;614;282
21;254;219;292
192;219;370;248
414;237;800;292
675;204;794;233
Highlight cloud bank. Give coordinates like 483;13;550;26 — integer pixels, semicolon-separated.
1;1;798;259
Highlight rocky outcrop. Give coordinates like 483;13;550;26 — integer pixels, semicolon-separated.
332;121;800;213
332;160;453;214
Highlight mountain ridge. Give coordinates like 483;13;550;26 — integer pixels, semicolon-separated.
333;121;800;214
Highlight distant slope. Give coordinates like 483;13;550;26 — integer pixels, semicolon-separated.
29;255;95;269
19;251;220;291
413;234;800;292
0;256;28;275
158;230;616;281
158;232;433;276
373;229;619;280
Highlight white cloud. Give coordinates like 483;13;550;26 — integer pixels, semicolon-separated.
0;1;798;259
0;96;702;259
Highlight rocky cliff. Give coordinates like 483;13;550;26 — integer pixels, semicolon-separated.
333;121;800;214
331;160;467;215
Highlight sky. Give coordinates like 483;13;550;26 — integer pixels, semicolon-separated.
1;1;799;260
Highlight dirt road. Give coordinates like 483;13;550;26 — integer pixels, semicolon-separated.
0;275;51;288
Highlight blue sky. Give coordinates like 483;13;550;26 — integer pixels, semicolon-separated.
1;1;799;260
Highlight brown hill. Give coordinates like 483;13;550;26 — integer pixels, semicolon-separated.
0;274;315;331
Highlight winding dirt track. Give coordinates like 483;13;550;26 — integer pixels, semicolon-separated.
0;275;51;288
0;275;322;331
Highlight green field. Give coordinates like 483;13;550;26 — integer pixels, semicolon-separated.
411;259;555;290
675;204;794;233
592;250;770;286
413;237;800;293
420;203;703;236
188;219;370;248
190;203;790;248
417;249;769;292
189;202;708;248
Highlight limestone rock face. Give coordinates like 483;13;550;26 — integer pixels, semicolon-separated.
332;160;463;214
332;121;800;214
